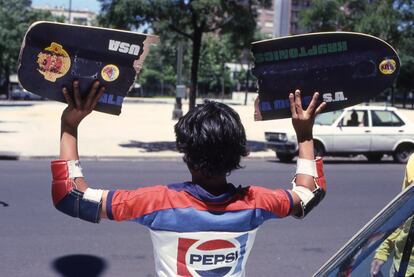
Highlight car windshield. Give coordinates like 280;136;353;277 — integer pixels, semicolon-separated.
314;185;414;277
315;110;343;125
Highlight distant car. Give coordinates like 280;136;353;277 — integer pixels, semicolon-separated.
11;89;43;100
265;105;414;163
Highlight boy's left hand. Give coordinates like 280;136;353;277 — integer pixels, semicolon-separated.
289;90;326;142
61;80;105;130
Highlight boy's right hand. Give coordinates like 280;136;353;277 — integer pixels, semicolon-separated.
61;80;105;131
289;90;326;142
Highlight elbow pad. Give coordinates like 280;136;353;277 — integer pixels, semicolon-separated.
292;157;326;219
51;160;103;223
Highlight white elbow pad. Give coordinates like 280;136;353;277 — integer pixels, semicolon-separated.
292;158;326;218
292;181;325;219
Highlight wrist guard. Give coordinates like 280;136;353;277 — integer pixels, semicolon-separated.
292;157;326;218
51;160;102;223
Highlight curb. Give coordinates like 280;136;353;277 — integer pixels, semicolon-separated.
7;152;276;161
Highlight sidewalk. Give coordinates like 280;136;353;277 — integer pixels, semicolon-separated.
2;98;414;160
0;98;288;159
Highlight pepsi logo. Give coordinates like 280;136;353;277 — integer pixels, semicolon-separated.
177;234;248;276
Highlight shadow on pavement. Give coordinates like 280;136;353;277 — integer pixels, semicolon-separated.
0;201;9;207
119;140;267;152
119;141;176;152
52;254;107;277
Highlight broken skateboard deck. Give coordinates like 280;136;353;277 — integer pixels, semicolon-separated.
18;21;159;115
251;32;400;120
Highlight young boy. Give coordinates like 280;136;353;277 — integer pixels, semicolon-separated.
52;80;327;276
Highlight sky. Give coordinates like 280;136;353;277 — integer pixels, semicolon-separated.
32;0;101;13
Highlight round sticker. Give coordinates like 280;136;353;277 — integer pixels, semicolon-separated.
101;64;120;82
36;42;71;82
379;59;396;75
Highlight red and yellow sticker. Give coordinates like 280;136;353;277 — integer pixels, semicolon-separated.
36;42;71;82
379;59;396;75
101;64;119;82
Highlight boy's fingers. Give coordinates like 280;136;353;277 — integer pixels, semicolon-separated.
294;90;303;115
85;80;100;107
289;92;297;117
62;86;74;108
73;80;81;108
92;86;105;109
306;92;319;115
315;102;327;115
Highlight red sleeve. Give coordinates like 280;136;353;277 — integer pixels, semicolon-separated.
248;186;294;218
106;185;171;221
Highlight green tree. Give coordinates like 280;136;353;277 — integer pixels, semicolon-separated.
300;0;343;31
0;0;53;96
139;44;177;96
198;34;237;97
98;0;271;109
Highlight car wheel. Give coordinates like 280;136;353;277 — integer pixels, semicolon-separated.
365;153;383;163
276;152;294;163
393;144;414;163
314;141;325;158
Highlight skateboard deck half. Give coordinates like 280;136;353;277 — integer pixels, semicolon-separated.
18;21;159;115
251;32;400;120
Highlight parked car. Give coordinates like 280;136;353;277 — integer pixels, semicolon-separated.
265;105;414;163
11;89;44;100
314;185;414;276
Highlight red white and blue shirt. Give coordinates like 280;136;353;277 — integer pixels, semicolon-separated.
106;182;294;277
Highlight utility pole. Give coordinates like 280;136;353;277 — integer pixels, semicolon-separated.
173;41;184;119
242;49;251;105
68;0;72;24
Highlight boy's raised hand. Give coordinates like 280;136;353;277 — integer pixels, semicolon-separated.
289;90;326;142
61;80;105;130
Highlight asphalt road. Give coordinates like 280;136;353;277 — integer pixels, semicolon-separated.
0;159;406;277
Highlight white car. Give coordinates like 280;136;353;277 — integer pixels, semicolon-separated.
265;105;414;163
11;89;43;100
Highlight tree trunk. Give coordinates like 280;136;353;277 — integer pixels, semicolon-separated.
5;67;10;100
189;29;202;110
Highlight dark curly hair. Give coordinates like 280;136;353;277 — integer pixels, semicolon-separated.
174;101;249;177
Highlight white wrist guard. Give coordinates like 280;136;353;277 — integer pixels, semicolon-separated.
296;158;317;177
67;160;83;178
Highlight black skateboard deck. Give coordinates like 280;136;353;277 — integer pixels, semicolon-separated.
251;32;400;120
18;21;159;115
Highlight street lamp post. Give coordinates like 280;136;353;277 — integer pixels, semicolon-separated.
173;41;184;119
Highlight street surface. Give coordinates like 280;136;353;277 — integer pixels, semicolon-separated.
0;159;405;276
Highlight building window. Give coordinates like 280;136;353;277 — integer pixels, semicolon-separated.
265;22;274;28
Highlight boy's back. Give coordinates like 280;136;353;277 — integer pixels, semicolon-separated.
51;81;326;276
